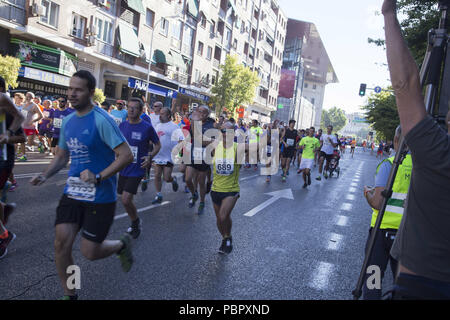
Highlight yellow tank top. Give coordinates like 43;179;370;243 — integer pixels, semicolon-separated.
212;142;240;193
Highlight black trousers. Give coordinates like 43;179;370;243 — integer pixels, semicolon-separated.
362;227;398;300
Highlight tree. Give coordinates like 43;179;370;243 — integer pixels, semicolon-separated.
320;107;347;132
361;90;400;142
0;55;21;89
211;55;260;116
93;88;106;104
368;0;440;66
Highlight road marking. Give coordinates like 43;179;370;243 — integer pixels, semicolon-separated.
348;187;357;193
346;194;356;201
350;182;358;187
335;215;349;227
327;233;344;251
265;247;287;254
240;174;260;181
244;189;294;217
114;201;170;220
340;203;352;211
309;262;334;290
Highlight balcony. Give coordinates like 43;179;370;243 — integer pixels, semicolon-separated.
0;0;26;25
261;40;273;55
170;71;189;85
115;50;136;65
260;78;269;89
95;41;114;57
213;59;220;69
170;37;181;51
254;95;267;106
219;8;226;20
182;43;193;58
215;32;224;44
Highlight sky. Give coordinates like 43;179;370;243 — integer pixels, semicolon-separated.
277;0;391;114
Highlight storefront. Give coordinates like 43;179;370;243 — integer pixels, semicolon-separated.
128;77;178;108
177;87;211;113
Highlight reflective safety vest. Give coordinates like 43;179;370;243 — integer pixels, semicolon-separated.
371;154;412;230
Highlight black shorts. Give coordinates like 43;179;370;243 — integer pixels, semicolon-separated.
319;151;333;162
282;148;296;159
51;137;59;148
188;163;210;172
39;130;52;138
0;167;13;189
154;161;174;168
210;191;240;206
55;194;116;243
117;175;143;195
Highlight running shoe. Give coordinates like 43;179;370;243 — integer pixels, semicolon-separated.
198;202;205;215
18;155;27;162
171;176;179;192
127;218;142;239
60;295;78;300
2;203;16;225
189;192;199;208
282;175;286;182
316;176;322;181
303;182;308;189
141;179;149;192
266;176;271;183
286;170;289;176
0;231;16;259
117;234;133;272
324;172;328;179
297;169;302;174
9;180;17;192
152;195;163;204
219;237;233;254
184;185;190;193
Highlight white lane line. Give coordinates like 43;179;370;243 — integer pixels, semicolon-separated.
114;201;170;220
309;262;335;290
341;203;352;211
350;182;358;187
346;194;356;201
326;233;344;251
335;215;349;227
348;187;357;193
240;174;260;181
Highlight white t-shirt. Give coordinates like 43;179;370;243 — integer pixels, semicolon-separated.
150;113;161;127
320;134;338;155
153;121;184;164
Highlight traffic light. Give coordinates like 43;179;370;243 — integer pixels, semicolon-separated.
359;83;367;96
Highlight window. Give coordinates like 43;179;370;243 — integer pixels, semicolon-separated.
233;39;237;50
200;13;207;28
71;14;86;39
99;0;117;16
210;20;215;34
146;9;155;28
313;84;317;90
206;46;213;60
197;41;204;56
40;0;59;28
160;18;169;37
95;17;113;44
172;20;182;40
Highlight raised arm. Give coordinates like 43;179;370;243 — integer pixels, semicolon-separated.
382;0;427;136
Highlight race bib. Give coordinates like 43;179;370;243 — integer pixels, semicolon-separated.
66;177;96;202
53;118;62;128
266;146;273;153
21;110;28;118
216;158;234;176
193;147;205;161
130;146;138;164
287;139;294;147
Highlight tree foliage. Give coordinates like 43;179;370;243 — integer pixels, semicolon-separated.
361;90;400;142
320;107;347;133
0;55;21;89
211;55;260;115
368;0;440;66
93;88;106;104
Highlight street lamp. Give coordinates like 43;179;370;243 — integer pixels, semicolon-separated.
145;13;183;102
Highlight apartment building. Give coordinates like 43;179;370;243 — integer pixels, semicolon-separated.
0;0;286;120
274;18;338;129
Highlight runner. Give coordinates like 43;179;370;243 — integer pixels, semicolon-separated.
280;120;298;182
299;128;320;188
149;101;163;127
30;70;134;300
110;100;128;126
0;76;26;259
211;121;242;254
20;92;43;160
362;140;367;152
151;107;184;204
350;138;357;158
376;141;384;159
118;97;160;239
248;120;263;170
50;97;74;156
37;99;54;154
316;125;338;181
100;101;111;113
185;106;215;215
295;129;306;169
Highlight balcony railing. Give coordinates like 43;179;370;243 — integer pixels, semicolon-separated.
261;39;273;55
0;0;26;25
213;59;220;69
95;41;114;57
115;50;136;65
255;95;267;106
170;37;181;51
219;8;226;20
170;72;189;85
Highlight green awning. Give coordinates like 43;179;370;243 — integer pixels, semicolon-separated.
118;22;140;57
126;0;145;15
169;51;187;72
153;49;173;65
187;0;199;18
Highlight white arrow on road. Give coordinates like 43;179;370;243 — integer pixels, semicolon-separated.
244;189;294;217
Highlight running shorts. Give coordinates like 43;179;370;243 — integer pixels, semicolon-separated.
24;128;38;136
319;151;333;162
299;158;314;170
188;163;210;172
55;195;116;243
282;148;295;159
210;191;240;206
117;175;143;195
51;138;59;148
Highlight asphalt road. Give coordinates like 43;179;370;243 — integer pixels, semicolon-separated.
0;147;394;300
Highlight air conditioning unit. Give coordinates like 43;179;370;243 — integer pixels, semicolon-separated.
32;3;46;16
98;0;108;7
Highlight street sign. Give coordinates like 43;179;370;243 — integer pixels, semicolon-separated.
374;86;382;93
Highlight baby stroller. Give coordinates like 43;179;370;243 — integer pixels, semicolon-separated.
327;149;341;178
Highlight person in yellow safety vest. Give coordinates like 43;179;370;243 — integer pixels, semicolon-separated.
248;120;263;170
362;125;412;300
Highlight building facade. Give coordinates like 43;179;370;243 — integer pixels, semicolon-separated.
0;0;286;120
